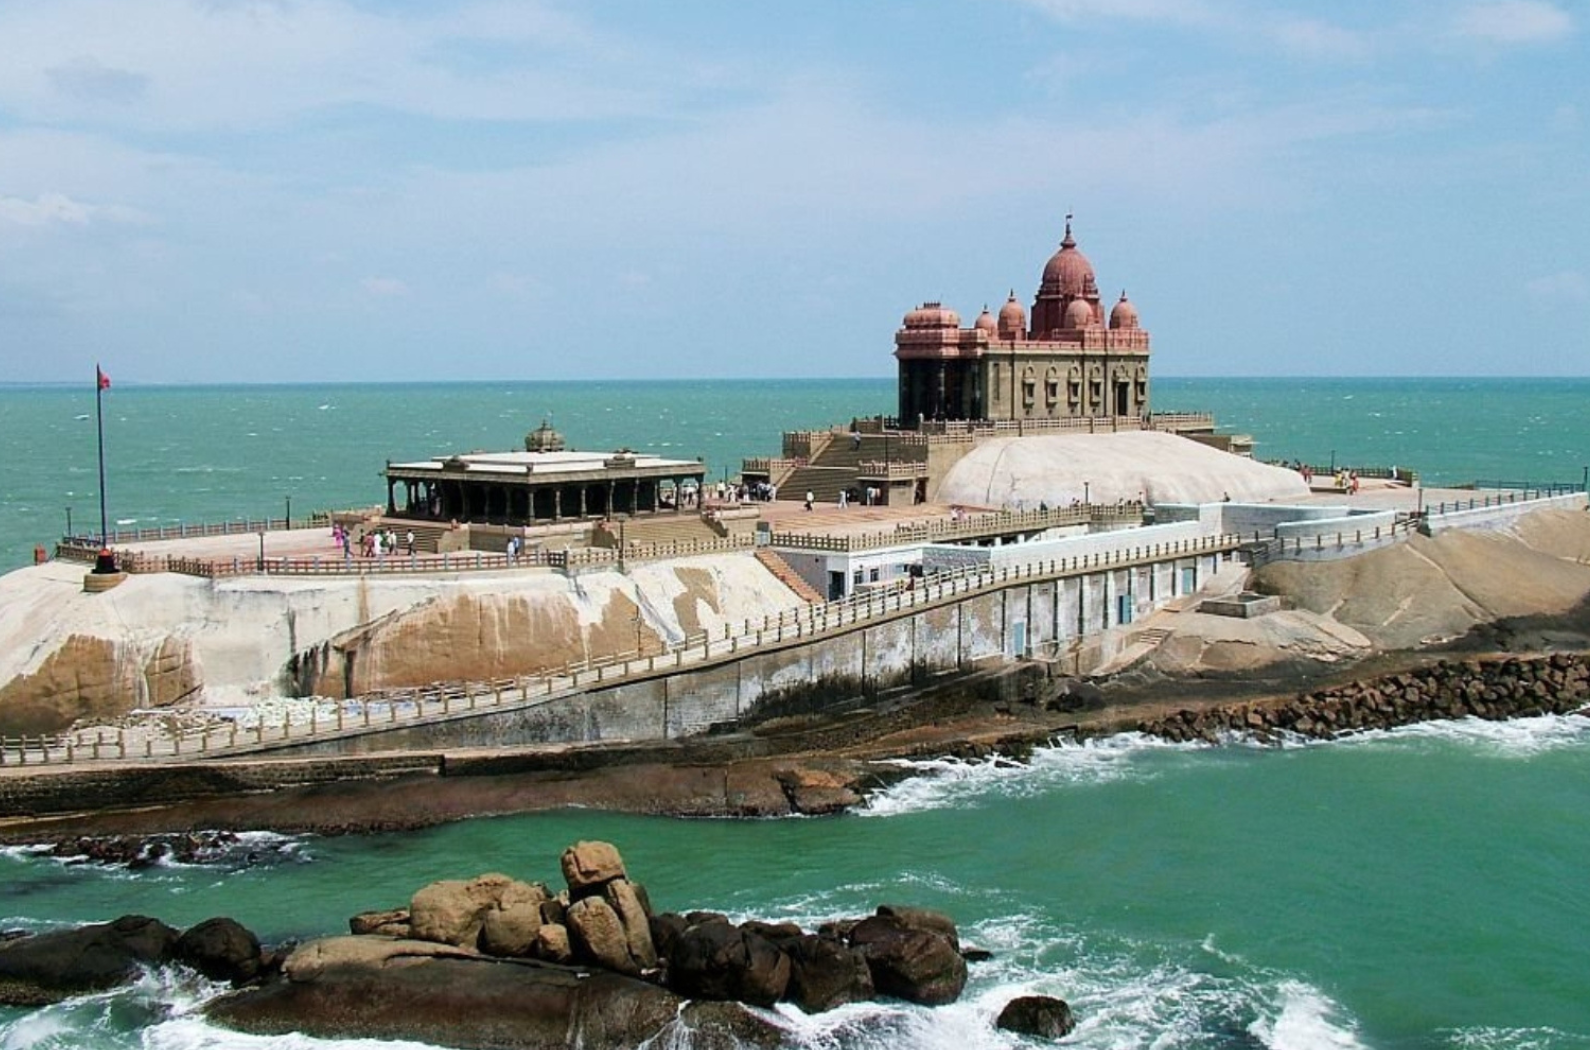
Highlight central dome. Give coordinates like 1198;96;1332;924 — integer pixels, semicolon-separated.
1040;220;1096;298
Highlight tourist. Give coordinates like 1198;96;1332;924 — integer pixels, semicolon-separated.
850;429;862;451
405;529;415;556
804;490;814;511
838;489;848;509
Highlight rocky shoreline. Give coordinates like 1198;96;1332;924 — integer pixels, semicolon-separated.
0;840;1076;1048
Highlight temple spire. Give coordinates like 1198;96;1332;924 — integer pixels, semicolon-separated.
1061;211;1075;248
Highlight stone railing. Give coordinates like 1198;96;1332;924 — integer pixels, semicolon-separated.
0;531;1240;767
766;503;1142;553
58;512;334;552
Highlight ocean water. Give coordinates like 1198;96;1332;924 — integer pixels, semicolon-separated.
2;376;1589;1048
2;376;1589;571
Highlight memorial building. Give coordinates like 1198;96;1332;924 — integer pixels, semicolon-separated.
895;218;1150;425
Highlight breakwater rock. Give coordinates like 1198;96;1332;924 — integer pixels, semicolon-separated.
1138;653;1590;744
209;840;988;1049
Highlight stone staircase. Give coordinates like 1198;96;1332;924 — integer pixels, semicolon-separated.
401;524;450;554
782;434;907;505
613;514;721;548
754;548;823;603
1132;626;1173;649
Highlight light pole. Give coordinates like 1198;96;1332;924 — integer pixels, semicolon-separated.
65;506;72;538
285;494;292;530
256;531;265;573
1084;480;1091;504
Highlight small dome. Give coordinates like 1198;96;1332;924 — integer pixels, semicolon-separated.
1040;218;1097;299
1109;291;1139;330
902;301;961;329
997;291;1026;337
974;305;997;333
1065;298;1095;329
525;418;566;453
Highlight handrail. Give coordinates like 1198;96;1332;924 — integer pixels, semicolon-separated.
4;531;1241;767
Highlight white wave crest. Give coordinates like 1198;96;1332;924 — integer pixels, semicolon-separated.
1444;1025;1590;1050
1249;979;1367;1050
1334;713;1590;759
860;733;1196;818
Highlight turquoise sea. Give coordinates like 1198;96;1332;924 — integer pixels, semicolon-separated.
2;376;1590;1049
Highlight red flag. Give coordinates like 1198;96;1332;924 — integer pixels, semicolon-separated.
97;366;110;391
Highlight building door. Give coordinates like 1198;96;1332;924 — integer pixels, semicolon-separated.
1117;594;1133;625
1115;381;1130;417
1011;621;1027;658
1181;566;1196;595
828;571;845;600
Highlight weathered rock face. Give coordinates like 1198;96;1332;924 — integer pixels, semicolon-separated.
996;994;1077;1039
0;915;180;1005
562;840;627;895
409;873;544;950
567;897;640;977
349;908;411;938
209;936;784;1050
0;634;134;736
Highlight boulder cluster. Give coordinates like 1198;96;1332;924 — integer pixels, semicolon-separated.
1140;653;1590;744
349;840;972;1013
0;914;264;1006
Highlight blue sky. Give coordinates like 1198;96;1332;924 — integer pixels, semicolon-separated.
0;0;1584;382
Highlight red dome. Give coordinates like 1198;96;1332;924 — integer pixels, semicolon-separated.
997;291;1026;336
1109;291;1139;330
903;302;961;329
1065;298;1095;329
1040;220;1096;299
974;305;997;333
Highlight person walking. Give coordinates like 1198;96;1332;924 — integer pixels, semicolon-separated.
804;490;814;511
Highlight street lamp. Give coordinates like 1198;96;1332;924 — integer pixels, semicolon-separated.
65;506;73;538
257;531;265;573
1084;480;1091;504
285;494;292;530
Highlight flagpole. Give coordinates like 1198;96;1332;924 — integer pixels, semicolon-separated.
95;364;108;548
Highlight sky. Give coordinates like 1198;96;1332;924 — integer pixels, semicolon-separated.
0;0;1584;383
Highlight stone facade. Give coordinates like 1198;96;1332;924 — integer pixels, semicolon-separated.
895;219;1150;425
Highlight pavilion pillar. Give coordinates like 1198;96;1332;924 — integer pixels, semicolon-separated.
578;486;588;518
650;480;659;512
607;480;616;518
553;489;563;521
386;479;396;515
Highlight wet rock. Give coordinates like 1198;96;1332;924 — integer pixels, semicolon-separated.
175;917;263;985
665;919;790;1007
208;935;784;1050
996;994;1077;1039
848;914;966;1006
784;933;873;1013
0;915;179;1006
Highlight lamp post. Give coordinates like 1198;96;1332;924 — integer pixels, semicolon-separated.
1084;480;1091;505
256;531;265;573
65;506;73;538
1330;449;1336;472
285;494;292;530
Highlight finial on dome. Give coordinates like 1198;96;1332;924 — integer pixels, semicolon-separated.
1061;212;1075;248
1119;289;1128;301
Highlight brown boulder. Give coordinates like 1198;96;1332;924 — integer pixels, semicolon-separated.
849;915;966;1006
208;936;783;1049
566;897;639;976
0;915;180;1005
174;917;263;985
534;924;574;964
996;994;1077;1039
410;873;535;949
604;879;658;971
561;841;627;896
784;934;874;1013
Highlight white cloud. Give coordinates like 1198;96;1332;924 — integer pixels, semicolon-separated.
1526;271;1590;304
360;276;409;297
0;191;148;227
1451;1;1573;45
1018;0;1220;26
1270;17;1374;61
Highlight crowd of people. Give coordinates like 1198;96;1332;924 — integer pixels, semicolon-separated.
331;522;416;559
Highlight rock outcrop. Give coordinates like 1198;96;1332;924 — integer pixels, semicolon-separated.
207;840;990;1048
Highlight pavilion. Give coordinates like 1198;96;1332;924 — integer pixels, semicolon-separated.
383;421;706;526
